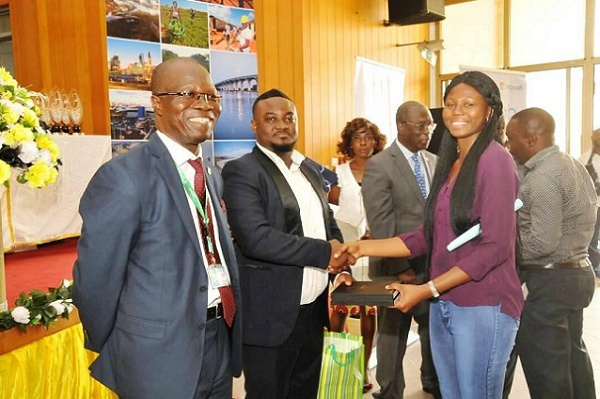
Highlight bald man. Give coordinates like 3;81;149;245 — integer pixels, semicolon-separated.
506;107;597;399
73;57;242;398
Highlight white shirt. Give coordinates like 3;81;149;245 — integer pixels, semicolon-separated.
333;162;367;236
157;131;230;307
238;26;254;53
396;139;431;195
256;143;329;305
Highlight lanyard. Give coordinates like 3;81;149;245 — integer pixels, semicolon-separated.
176;164;215;255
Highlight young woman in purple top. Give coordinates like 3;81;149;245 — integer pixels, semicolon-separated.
335;71;524;399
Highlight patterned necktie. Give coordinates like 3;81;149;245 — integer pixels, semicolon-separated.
411;153;428;199
188;158;236;327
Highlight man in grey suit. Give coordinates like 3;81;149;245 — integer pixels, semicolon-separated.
362;101;440;399
73;57;242;398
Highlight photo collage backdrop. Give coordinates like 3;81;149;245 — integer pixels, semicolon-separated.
106;0;258;170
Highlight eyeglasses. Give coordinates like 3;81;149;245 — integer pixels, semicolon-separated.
153;91;223;105
401;121;437;133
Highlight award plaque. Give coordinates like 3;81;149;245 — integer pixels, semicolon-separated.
331;280;400;307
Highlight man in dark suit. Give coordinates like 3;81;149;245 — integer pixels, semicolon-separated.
362;101;440;399
222;89;351;399
73;57;242;398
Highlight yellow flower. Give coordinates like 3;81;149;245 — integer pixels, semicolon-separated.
4;124;34;146
36;135;60;162
0;66;60;189
0;103;19;126
22;108;39;128
0;68;18;87
0;160;10;186
0;90;12;101
23;162;51;188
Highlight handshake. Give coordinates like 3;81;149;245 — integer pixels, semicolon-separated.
327;239;363;274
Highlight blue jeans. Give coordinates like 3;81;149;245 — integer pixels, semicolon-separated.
429;301;519;399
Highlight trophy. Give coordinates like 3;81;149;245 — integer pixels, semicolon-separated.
60;91;71;133
48;88;64;133
31;93;50;131
68;90;83;134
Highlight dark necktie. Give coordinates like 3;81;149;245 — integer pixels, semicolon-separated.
188;158;236;327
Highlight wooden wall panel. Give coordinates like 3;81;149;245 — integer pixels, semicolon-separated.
9;0;109;135
256;0;431;166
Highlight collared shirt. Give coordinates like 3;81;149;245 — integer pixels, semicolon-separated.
395;139;431;195
156;131;230;307
579;149;600;197
519;145;597;265
256;142;328;305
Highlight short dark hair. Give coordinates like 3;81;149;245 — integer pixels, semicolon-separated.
337;118;386;158
252;88;293;116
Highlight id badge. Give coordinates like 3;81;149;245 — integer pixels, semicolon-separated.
207;263;231;288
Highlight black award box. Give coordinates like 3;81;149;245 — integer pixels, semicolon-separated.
331;280;400;307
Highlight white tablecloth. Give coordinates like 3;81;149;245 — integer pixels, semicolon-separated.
1;135;112;251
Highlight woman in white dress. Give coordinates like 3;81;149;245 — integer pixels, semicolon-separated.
328;117;386;393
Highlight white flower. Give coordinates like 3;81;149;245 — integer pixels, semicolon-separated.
61;279;72;288
49;300;66;315
18;140;39;164
35;148;52;165
11;306;30;324
63;298;74;313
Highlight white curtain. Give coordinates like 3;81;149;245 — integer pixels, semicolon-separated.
354;57;405;146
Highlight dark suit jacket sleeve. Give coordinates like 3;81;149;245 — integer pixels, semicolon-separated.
362;154;410;276
72;162;140;352
222;157;333;269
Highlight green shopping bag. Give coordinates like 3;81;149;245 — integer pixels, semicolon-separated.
317;331;364;399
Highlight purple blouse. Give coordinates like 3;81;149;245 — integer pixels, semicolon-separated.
401;142;524;319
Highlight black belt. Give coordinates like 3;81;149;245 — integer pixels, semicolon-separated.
207;303;223;320
521;258;591;270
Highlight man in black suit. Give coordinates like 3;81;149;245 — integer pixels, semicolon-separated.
222;89;352;399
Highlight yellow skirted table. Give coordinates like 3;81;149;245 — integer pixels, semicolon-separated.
0;319;117;398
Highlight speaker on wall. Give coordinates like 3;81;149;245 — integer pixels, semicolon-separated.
387;0;445;26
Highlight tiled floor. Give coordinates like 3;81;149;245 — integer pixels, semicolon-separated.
233;281;600;398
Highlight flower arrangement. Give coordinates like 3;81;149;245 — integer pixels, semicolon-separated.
0;67;61;188
0;279;73;332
